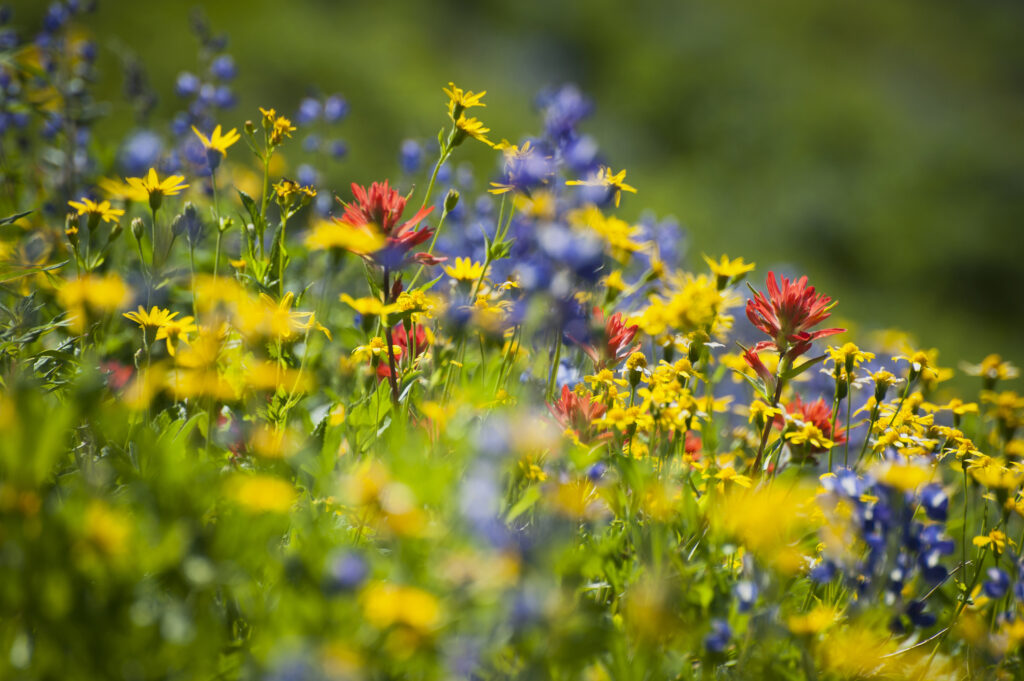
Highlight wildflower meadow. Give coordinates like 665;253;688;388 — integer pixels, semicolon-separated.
2;4;1024;680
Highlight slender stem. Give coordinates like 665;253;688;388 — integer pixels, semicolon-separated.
753;364;786;474
546;329;563;401
382;267;400;406
278;212;288;298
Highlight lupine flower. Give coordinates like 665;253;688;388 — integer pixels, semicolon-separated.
746;272;844;361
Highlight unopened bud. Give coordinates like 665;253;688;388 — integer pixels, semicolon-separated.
444;189;460;213
130;217;145;241
108;222;123;243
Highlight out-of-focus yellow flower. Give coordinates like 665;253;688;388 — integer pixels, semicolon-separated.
57;274;131;334
871;461;932;492
362;582;442;633
305;219;386;254
83;501;132;558
226;474;297;514
788;604;840;635
340;293;399;321
568;204;648;262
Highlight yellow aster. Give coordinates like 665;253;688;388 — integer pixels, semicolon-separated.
67;197;125;224
191;124;240;156
123;305;177;330
702;254;755;284
125;168;189;210
443;81;487;120
454;115;495;147
444;257;485;282
305;219;385;254
566;166;637;207
155;314;197;357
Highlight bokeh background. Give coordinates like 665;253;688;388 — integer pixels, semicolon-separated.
14;0;1024;373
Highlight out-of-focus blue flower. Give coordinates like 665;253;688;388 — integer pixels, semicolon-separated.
118;129;163;176
704;619;731;653
42;2;68;33
296;164;317;188
170;112;191;136
296;97;321;125
323;551;368;593
40;114;62;140
399;139;423;174
537;84;593;140
906;600;937;628
0;28;18;51
919;484;948;522
586;462;606;482
561;134;600;173
984;568;1010;599
175;71;200;98
328;139;347;160
734;581;758;613
323;94;348;123
302;134;320;153
212;85;235;109
209;54;235;80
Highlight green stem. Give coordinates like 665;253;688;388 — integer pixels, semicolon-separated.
546;329;563;402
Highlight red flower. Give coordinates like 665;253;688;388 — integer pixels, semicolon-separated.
576;308;640;369
336;180;435;266
547;385;609;443
376;322;430;380
746;272;844;360
776;396;847;451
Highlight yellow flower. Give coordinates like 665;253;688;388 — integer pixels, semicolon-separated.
454;115;495;147
351;337;398;363
123;305;177;331
444;257;485;282
788;605;839;635
362;582;442;633
871;462;931;492
305;219;385;254
125;168;189;210
57;274;131;334
259;107;296;145
274;178;316;202
714;467;752;490
826;342;875;370
226;474;297;514
191;124;241;156
973;529;1014;553
154;314;197;356
785;423;833;450
962;354;1019;383
702;254;755;286
566;166;637;207
443;81;487;120
98;176;149;202
83;501;132;558
568;204;648;262
67;197;124;224
340;294;400;321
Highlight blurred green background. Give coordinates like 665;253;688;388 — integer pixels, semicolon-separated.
17;0;1024;371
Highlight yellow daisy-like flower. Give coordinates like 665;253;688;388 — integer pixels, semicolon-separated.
98;176;149;203
826;342;875;370
123;305;177;331
155;314;197;357
191;124;241;156
785;423;833;450
443;81;487;120
702;254;755;286
454;115;495;148
126;168;189;210
67;197;125;224
973;529;1014;553
566;166;637;207
340;294;400;321
444;257;485;282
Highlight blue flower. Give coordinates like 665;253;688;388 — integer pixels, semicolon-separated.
323;94;348;123
296;97;321;125
175;71;200;98
734;581;758;613
919;484;948;522
537;84;593;140
118;130;163;176
984;568;1010;599
323;551;368;593
209;54;236;80
399;139;423;174
704;619;731;653
328;139;347;160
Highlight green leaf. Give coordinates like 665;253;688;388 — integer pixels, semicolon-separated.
782;353;827;381
506;485;542;523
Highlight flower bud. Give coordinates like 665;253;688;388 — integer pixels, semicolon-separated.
130;217;145;241
108;222;123;243
244;119;255;136
444;188;460;213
